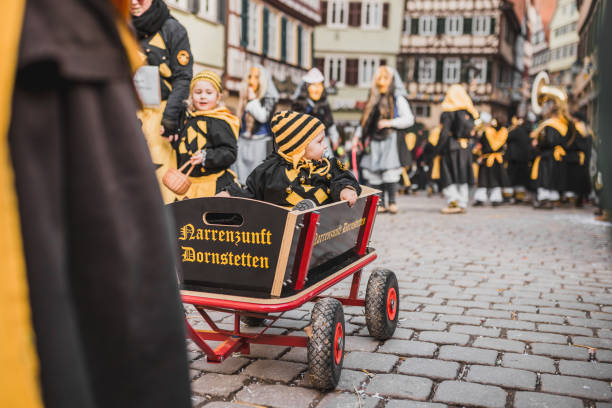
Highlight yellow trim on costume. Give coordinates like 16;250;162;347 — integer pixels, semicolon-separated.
531;156;541;180
405;132;416;151
159;63;172;78
148;32;166;50
428;126;441;147
188;107;240;139
401;168;411;187
1;0;44;406
440;84;479;120
431;155;441;180
473;162;479;181
553;145;566;161
579;151;585;165
531;115;569;140
482;152;504;167
484;126;509;152
458;138;469;149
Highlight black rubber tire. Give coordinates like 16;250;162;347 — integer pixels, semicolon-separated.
307;298;345;390
365;269;399;340
240;315;267;326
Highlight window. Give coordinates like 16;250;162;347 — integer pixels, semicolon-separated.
473;15;490;35
419;16;436;36
247;2;260;52
469;58;487;84
286;19;295;64
443;58;460;84
413;103;431;117
268;12;278;59
166;0;188;11
446;16;463;35
362;1;383;29
359;57;379;86
198;0;217;21
328;0;349;27
324;56;346;85
418;57;436;83
403;16;411;33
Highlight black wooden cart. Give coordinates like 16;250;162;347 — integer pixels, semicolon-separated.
170;187;399;390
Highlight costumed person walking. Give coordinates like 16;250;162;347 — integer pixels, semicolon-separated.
530;99;572;209
563;111;592;206
171;71;240;198
473;115;510;206
505;113;535;203
3;0;191;407
291;68;340;158
234;64;279;184
353;66;414;214
132;0;193;203
436;84;479;214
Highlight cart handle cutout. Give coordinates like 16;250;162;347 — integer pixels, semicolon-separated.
203;212;244;227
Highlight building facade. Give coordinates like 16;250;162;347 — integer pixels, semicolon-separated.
224;0;321;108
547;0;579;83
398;0;524;127
313;0;405;122
166;0;227;73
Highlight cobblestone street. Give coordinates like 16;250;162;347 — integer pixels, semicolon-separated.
187;194;612;408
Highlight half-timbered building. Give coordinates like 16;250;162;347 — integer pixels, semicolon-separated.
398;0;525;127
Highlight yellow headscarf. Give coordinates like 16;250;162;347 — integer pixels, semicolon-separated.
441;84;479;120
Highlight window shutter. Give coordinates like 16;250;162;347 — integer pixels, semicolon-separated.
461;58;469;83
346;59;359;85
413;57;420;82
314;57;324;73
310;31;315;68
321;1;328;24
349;2;361;27
297;25;303;67
241;0;248;47
380;59;387;66
411;18;419;34
281;16;287;62
486;60;492;83
217;0;225;24
463;17;472;34
188;0;200;15
262;8;269;56
383;3;390;28
436;59;443;82
490;17;496;34
437;17;445;35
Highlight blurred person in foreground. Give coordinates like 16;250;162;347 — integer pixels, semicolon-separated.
1;1;191;407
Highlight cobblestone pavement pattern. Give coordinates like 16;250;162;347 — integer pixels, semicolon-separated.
186;195;612;408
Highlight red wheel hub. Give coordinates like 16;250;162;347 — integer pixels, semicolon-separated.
333;322;343;365
386;287;397;321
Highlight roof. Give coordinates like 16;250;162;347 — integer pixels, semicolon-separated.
532;0;558;40
508;0;527;25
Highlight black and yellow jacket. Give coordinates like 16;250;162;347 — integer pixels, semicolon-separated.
479;126;509;168
227;154;362;207
133;0;193;132
174;107;240;197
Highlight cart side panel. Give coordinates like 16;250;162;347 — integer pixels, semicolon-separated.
280;188;378;294
169;197;290;298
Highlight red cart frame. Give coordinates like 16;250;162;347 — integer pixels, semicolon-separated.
182;194;380;363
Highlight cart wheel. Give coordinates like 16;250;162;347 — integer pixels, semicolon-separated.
307;298;345;390
365;269;399;340
240;316;267;327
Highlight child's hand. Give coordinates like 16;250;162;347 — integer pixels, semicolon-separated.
340;188;358;207
216;191;230;198
377;119;393;130
189;152;204;165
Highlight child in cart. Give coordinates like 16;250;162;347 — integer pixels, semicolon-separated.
217;111;361;208
170;71;240;199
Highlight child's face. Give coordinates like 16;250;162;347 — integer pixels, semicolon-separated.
304;131;327;161
192;80;220;111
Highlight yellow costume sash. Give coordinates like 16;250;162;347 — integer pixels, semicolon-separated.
188;107;240;139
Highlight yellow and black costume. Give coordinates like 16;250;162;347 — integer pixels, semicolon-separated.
174;97;240;198
473;125;510;205
4;0;191;407
530;115;568;204
563;117;592;201
506;118;535;200
133;0;193;203
227;111;361;207
435;85;478;210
